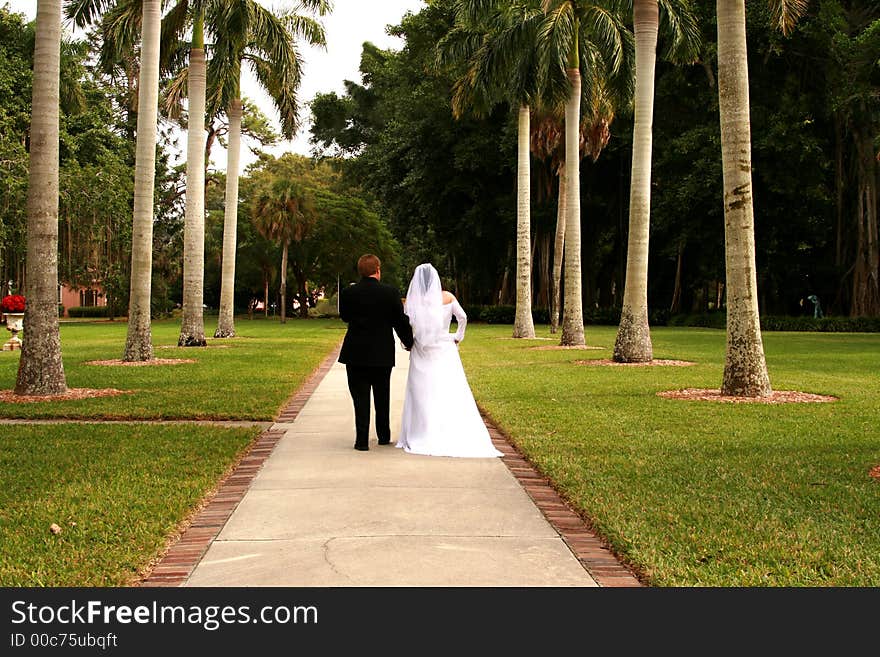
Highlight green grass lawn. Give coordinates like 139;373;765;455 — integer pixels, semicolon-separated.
0;317;345;419
460;325;880;587
0;316;344;586
0;423;259;586
2;318;877;586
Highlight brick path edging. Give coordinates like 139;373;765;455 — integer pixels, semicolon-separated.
139;345;342;587
481;410;645;588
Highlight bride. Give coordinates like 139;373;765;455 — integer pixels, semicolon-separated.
397;263;503;458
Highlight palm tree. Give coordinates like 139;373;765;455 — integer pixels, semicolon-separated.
251;178;315;324
442;0;546;339
612;0;699;363
68;0;163;362
538;0;632;345
173;2;209;346
715;0;806;395
207;0;329;338
530;92;613;335
15;0;67;395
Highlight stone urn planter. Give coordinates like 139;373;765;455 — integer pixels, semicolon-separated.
4;312;24;351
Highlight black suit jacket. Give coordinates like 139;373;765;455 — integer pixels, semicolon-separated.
338;277;414;367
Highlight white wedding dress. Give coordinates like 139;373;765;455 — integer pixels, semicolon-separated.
397;264;502;458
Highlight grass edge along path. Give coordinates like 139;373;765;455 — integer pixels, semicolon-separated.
481;408;644;587
0;323;344;587
462;325;880;587
141;344;342;586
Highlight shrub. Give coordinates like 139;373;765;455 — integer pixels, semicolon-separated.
67;306;111;318
667;312;727;329
761;315;880;333
666;313;880;333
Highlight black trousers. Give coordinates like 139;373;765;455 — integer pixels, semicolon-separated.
345;365;392;447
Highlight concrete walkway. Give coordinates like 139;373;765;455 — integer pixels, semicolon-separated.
184;344;598;587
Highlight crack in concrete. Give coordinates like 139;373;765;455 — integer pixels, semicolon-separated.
321;537;354;583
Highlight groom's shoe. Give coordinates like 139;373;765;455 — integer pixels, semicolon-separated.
377;437;391;445
353;442;369;451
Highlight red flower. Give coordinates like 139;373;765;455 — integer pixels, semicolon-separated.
1;295;25;313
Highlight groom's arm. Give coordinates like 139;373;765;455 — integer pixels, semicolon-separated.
390;289;414;349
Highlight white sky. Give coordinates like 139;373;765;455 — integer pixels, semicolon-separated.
4;0;426;169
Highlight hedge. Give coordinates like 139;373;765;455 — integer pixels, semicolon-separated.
66;306;111;318
462;305;879;333
666;312;880;332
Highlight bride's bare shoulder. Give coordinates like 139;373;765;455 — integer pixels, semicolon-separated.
441;291;456;305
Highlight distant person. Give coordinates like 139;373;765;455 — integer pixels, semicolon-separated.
396;263;502;458
338;254;414;451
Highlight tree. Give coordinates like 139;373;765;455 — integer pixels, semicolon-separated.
442;0;548;339
716;0;806;396
251;177;316;322
207;0;329;337
67;0;163;361
172;2;209;346
125;0;162;359
15;0;67;395
613;0;700;362
538;0;632;345
530;86;614;334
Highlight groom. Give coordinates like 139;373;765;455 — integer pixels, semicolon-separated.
338;254;414;451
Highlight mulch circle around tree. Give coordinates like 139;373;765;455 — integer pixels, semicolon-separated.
0;388;129;403
528;345;605;351
657;388;838;404
157;344;230;349
869;465;880;481
576;359;695;367
85;358;197;366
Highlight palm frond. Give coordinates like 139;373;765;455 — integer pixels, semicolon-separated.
97;1;142;75
771;0;809;36
248;53;302;140
538;0;576;74
162;66;189;122
582;3;628;75
657;0;702;64
206;51;241;120
293;0;333;18
64;0;115;29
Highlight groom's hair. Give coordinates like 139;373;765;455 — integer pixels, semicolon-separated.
357;254;381;277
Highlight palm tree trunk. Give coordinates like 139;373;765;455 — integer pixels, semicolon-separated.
550;167;566;334
851;128;880;317
214;97;243;338
123;0;161;362
178;18;207;347
561;67;585;346
716;0;771;396
280;242;288;324
15;0;66;395
670;241;683;314
513;104;536;338
614;0;657;363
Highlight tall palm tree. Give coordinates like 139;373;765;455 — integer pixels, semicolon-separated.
68;0;163;362
716;0;806;395
251;178;315;324
539;0;632;345
612;0;699;363
530;92;613;335
15;0;67;395
208;0;329;338
442;0;546;339
172;1;209;346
